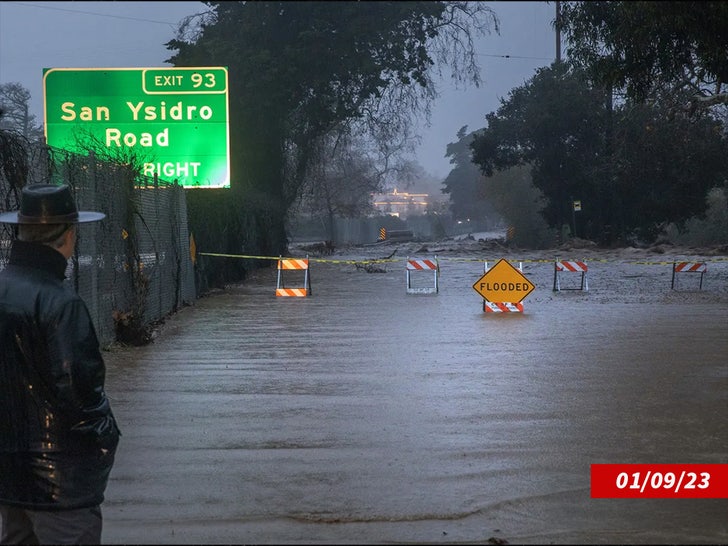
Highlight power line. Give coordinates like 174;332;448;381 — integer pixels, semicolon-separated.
7;1;183;27
478;53;553;61
9;3;551;63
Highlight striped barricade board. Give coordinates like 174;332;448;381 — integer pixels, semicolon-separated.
276;257;311;297
406;256;439;294
671;262;706;290
484;301;524;313
473;260;533;313
553;260;588;291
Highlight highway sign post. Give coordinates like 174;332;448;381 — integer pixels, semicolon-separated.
43;67;230;189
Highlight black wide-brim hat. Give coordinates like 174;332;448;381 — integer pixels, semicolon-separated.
0;183;105;224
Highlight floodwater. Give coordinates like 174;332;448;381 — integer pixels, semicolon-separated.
101;243;728;544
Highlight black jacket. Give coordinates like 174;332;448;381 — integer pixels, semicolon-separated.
0;239;120;510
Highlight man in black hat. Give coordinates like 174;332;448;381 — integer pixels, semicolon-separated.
0;184;121;544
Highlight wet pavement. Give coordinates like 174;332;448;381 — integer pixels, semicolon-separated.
101;244;728;544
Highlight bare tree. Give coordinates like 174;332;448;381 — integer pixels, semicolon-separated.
0;83;44;141
168;1;499;258
0;107;31;256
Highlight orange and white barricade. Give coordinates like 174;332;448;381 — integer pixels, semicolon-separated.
671;261;706;290
484;302;524;313
276;256;311;297
553;260;588;291
481;260;525;313
406;256;439;294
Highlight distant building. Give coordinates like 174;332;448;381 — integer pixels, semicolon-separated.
372;188;429;219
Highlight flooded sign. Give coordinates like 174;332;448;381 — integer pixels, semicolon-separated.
43;67;230;189
472;258;535;302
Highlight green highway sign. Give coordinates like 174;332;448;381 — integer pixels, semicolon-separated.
43;67;230;189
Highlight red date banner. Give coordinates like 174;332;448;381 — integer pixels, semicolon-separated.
591;464;728;498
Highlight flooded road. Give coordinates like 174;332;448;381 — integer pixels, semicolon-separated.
102;244;728;544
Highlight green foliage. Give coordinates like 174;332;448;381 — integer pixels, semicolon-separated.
469;63;728;245
480;165;556;249
558;1;728;112
186;188;285;290
167;2;456;203
610;102;728;241
663;187;728;246
441;126;501;228
471;64;609;237
166;1;496;273
186;189;249;290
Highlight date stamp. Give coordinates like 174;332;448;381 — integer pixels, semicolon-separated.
591;464;728;498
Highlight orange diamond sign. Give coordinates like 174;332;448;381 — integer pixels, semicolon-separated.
472;258;535;303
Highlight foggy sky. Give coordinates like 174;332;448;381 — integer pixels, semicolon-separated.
0;1;557;179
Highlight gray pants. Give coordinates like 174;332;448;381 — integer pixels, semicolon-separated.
0;504;102;545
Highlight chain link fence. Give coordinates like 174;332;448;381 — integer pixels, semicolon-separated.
0;142;196;347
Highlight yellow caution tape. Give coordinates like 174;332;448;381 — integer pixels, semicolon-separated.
198;252;728;266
